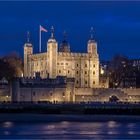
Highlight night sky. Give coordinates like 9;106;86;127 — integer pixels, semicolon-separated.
0;1;140;60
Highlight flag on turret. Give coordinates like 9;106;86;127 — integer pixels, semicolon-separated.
40;25;47;32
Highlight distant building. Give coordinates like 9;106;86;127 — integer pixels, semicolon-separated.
100;60;110;76
128;59;140;88
100;59;140;88
99;60;110;88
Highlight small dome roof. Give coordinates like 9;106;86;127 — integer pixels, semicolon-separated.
88;39;96;44
61;40;69;46
59;31;70;52
48;38;56;43
24;43;32;47
59;40;70;52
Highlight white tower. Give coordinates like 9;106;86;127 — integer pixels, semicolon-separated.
47;26;58;79
24;31;33;77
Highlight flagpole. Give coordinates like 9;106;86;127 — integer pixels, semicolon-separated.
39;25;41;53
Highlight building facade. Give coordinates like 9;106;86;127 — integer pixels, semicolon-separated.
24;27;100;88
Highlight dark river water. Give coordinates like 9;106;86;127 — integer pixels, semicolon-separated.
0;119;140;139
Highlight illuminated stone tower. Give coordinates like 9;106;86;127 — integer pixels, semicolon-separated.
87;27;97;55
87;27;99;88
47;26;58;78
24;32;33;77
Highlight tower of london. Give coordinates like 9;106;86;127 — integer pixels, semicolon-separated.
23;26;100;88
12;26;133;102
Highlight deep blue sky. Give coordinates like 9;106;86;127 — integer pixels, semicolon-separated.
0;1;140;60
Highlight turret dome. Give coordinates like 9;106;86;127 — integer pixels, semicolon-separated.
59;31;70;52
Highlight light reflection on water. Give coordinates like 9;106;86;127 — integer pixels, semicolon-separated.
0;120;140;139
3;121;14;128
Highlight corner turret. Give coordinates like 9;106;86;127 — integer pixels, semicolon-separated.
24;31;33;77
47;26;58;78
87;27;97;55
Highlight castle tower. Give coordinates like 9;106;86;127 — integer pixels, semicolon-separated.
47;26;58;79
87;27;97;55
87;28;99;88
24;31;33;77
59;31;70;52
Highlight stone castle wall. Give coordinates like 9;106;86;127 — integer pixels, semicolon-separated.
12;77;75;102
12;76;140;103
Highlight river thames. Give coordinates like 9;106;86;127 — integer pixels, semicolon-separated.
0;116;140;139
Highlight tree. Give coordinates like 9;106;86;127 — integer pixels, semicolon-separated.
108;54;133;88
0;59;15;81
0;52;23;82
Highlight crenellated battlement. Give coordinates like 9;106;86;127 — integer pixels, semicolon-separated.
58;52;98;59
29;53;47;60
